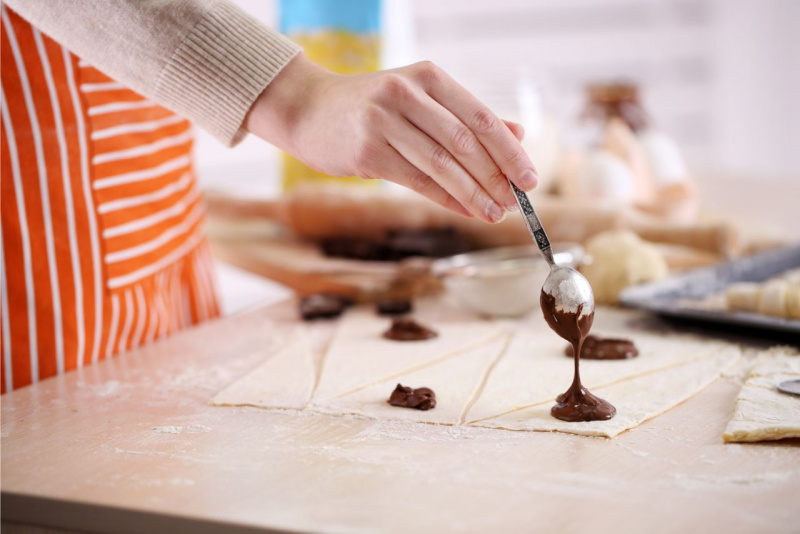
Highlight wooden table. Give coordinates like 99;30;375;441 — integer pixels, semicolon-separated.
2;297;799;534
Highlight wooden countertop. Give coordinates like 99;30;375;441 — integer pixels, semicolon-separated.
2;298;799;534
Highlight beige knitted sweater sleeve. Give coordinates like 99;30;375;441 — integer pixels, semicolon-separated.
5;0;301;146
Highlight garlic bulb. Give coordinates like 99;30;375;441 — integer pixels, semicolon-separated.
638;130;688;186
574;149;637;202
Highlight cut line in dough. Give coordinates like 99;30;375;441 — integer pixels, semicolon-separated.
210;326;331;410
474;347;741;438
312;307;504;402
465;324;739;424
311;334;512;425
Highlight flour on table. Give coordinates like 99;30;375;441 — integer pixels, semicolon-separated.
723;346;800;443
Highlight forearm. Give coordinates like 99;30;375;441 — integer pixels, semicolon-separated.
5;0;300;146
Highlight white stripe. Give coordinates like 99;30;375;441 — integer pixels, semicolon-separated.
107;228;205;289
105;294;121;359
91;115;184;141
98;172;192;215
1;88;37;386
93;131;192;165
1;228;14;392
156;272;170;338
35;29;84;374
131;285;147;349
103;185;201;238
80;81;126;93
144;283;159;345
63;46;104;366
195;246;215;319
4;10;61;381
194;244;214;318
200;244;220;312
105;201;204;263
182;281;193;326
170;267;183;330
88;99;155;116
117;290;135;354
190;253;209;322
93;154;191;190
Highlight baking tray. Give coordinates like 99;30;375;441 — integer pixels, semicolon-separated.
620;244;800;335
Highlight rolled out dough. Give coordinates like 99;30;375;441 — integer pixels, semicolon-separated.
312;334;511;425
465;321;737;423
312;307;503;401
211;326;330;410
475;347;741;438
211;302;747;439
723;347;800;443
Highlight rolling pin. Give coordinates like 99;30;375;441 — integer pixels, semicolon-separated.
205;186;739;257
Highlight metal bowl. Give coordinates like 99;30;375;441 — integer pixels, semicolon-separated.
431;243;585;317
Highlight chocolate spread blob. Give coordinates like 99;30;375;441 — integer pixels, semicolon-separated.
388;383;437;410
564;335;639;360
382;318;438;341
541;291;616;422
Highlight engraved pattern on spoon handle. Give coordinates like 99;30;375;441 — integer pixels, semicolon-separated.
509;181;556;266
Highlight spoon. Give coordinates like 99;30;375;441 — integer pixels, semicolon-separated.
508;181;595;317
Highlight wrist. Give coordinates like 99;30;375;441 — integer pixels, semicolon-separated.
244;53;331;155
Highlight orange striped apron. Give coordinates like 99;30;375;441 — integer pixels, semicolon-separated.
1;6;220;393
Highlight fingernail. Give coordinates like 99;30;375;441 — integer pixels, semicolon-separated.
504;199;518;212
486;200;506;223
520;169;538;191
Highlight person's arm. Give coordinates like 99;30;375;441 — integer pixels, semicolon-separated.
5;0;300;146
245;54;538;222
8;0;538;222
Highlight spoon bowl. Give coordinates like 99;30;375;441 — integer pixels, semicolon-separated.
542;266;595;317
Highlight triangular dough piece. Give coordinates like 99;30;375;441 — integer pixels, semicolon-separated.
723;347;800;443
312;308;502;401
312;334;510;425
466;318;738;423
474;347;741;438
210;327;327;410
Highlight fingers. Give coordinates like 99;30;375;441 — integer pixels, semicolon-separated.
412;62;538;191
503;120;525;141
369;144;474;218
386;117;507;223
402;92;517;210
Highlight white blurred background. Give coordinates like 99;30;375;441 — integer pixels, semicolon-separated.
201;0;800;312
197;0;800;192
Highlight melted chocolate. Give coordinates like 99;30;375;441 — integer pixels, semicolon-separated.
388;383;437;410
382;318;438;341
376;298;413;316
299;294;350;321
541;291;616;422
564;335;639;360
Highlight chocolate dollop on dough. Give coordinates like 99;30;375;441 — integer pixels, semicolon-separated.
376;298;413;316
382;318;438;341
299;294;351;321
564;335;639;360
541;291;616;422
388;384;437;410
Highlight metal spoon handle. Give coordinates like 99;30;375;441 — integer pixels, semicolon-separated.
509;181;556;267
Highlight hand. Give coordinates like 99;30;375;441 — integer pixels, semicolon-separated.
245;53;538;223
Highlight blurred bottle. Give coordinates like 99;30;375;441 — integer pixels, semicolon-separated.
279;0;382;191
